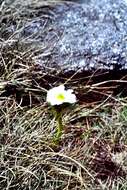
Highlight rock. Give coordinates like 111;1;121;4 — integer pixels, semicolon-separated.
1;0;127;72
50;0;127;71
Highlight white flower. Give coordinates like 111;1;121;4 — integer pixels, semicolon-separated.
46;85;76;106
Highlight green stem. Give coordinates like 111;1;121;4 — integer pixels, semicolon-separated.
55;112;63;140
51;107;63;142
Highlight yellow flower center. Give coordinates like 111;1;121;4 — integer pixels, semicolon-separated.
56;93;65;101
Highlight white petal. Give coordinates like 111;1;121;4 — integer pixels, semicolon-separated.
65;93;77;103
57;85;65;91
46;85;76;105
66;89;74;93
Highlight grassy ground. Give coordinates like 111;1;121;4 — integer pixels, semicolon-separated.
0;0;127;189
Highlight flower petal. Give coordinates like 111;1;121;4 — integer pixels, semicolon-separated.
46;85;76;105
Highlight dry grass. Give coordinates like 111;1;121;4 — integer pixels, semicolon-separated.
0;0;127;189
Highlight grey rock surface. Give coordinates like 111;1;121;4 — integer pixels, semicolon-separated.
50;0;127;71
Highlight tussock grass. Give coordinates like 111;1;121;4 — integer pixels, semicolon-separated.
0;0;127;189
